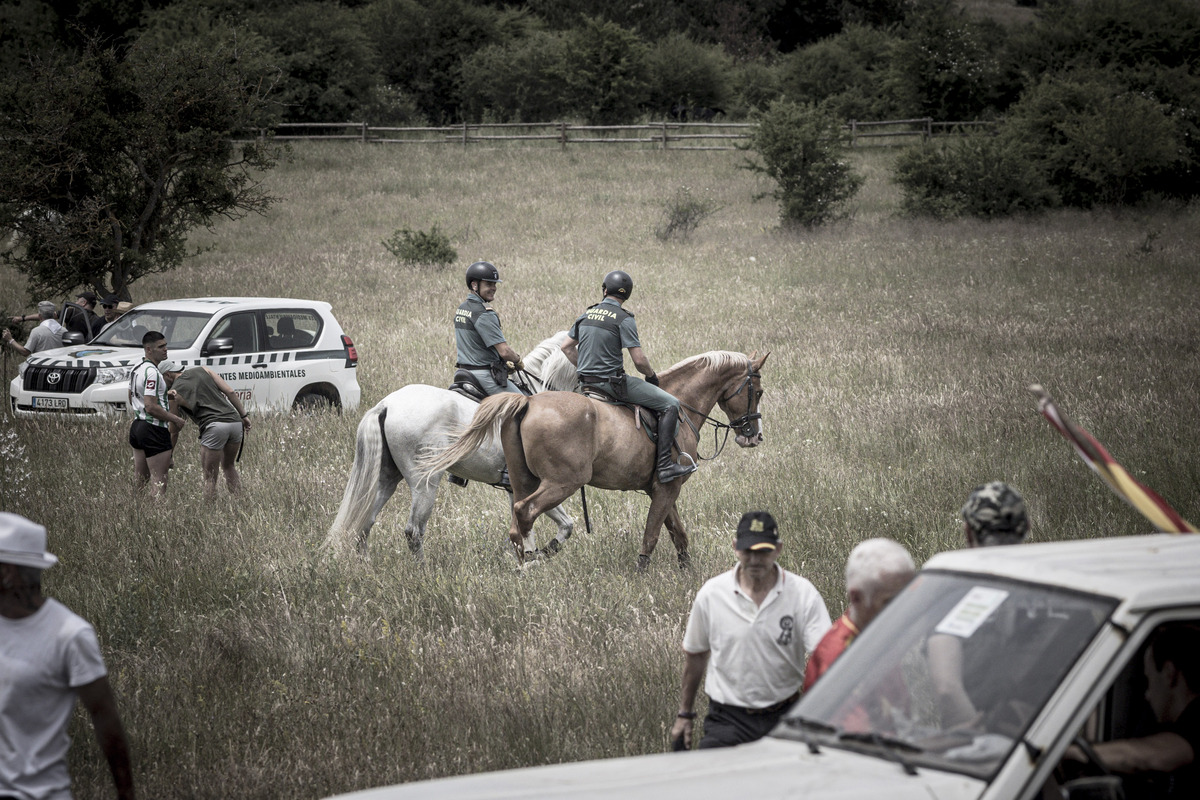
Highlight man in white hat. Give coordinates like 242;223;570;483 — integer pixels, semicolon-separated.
0;512;134;799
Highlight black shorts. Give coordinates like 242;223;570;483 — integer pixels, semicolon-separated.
129;419;173;457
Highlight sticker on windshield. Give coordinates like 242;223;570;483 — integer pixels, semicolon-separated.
935;587;1009;637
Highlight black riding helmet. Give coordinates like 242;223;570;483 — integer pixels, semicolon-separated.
602;270;633;300
466;260;502;289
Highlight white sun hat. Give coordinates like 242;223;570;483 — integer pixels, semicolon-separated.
0;512;58;570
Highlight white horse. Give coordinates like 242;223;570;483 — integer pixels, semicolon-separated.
325;332;579;560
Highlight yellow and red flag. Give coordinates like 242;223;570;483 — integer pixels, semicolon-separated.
1030;384;1197;533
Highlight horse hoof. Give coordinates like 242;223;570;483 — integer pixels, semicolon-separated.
677;551;691;570
636;553;650;572
539;539;561;558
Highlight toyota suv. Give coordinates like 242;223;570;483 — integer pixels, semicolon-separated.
9;297;360;417
327;533;1200;800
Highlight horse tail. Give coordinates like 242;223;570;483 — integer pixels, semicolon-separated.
325;403;390;550
419;393;529;479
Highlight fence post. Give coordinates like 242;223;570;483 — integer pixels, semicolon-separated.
850;120;857;147
662;121;668;150
560;122;567;150
361;122;368;143
463;121;468;146
924;117;932;141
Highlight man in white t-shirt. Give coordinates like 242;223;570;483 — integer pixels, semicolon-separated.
0;512;134;799
671;510;832;749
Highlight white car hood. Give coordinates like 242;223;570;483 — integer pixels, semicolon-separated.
331;737;984;800
23;344;144;368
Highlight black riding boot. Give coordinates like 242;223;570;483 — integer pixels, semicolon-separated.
656;407;697;483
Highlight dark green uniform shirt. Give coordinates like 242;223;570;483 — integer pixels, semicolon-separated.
454;294;506;368
568;297;640;377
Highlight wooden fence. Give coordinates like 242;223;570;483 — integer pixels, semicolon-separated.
248;118;997;150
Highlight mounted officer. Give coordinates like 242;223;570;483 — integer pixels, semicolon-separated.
561;270;697;484
454;261;525;396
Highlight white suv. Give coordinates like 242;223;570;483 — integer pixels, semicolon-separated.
9;297;360;417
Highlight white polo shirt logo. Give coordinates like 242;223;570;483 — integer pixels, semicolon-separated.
777;615;794;645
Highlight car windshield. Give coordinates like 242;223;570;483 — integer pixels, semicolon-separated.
777;571;1117;781
92;309;213;349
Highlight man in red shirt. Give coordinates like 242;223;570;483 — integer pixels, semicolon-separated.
803;537;915;692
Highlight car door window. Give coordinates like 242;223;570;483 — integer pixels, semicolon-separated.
266;310;321;350
207;312;260;354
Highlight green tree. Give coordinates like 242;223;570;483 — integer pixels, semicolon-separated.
742;99;862;228
644;32;732;117
366;0;516;124
780;23;899;120
0;36;283;300
460;29;570;122
885;1;1007;121
561;17;650;125
251;1;379;123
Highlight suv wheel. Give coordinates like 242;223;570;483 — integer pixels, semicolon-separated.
293;388;339;413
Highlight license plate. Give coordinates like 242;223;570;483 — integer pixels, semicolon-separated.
32;396;69;410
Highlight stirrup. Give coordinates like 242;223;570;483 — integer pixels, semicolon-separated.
657;453;697;483
494;468;511;489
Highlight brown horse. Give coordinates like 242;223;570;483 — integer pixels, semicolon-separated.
423;351;767;567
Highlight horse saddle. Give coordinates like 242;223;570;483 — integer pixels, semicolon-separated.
578;383;658;442
449;369;488;403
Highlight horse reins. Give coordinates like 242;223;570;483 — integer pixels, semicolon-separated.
679;361;762;462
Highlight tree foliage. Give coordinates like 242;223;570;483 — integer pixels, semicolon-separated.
0;35;284;300
742;100;862;228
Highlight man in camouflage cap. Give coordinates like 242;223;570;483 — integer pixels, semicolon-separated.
961;481;1030;547
929;481;1032;727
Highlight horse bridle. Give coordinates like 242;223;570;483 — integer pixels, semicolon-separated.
680;361;762;460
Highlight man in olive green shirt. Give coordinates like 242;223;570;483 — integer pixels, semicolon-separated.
160;360;251;501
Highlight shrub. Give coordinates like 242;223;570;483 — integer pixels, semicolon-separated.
644;33;732;118
1003;72;1186;206
654;186;720;241
460;30;570;123
779;24;900;121
382;225;457;267
741;100;863;228
560;17;650;125
893;133;1056;218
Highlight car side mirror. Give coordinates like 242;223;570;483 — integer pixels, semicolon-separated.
202;336;234;357
1064;777;1125;800
61;331;85;346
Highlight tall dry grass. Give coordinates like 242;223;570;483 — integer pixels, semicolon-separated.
1;142;1198;798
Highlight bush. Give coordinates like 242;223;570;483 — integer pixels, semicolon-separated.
893;133;1056;218
741;100;863;228
460;30;570;123
382;225;457;267
1003;72;1187;206
644;33;732;118
560;17;649;125
654;186;720;241
779;24;900;121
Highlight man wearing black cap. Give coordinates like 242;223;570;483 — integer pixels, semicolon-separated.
73;291;107;339
100;294;125;331
671;510;831;749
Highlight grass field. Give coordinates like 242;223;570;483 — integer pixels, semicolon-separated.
2;142;1198;799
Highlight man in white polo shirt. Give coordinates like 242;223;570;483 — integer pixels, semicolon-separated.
671;510;831;749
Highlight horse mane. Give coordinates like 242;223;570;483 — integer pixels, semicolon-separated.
523;331;578;391
661;351;749;378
